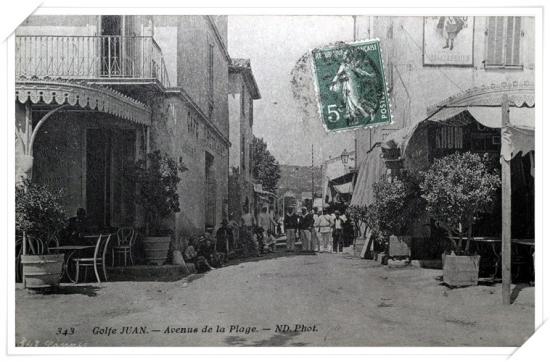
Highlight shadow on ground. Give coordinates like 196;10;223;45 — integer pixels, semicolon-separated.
26;284;100;297
225;251;311;268
224;331;304;347
511;283;530;304
105;251;312;284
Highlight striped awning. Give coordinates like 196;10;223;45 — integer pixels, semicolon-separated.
16;79;152;126
383;81;534;160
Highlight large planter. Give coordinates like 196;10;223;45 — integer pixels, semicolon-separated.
388;235;411;258
442;253;481;287
21;253;64;290
143;236;171;266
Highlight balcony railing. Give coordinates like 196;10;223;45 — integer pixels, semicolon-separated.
16;35;170;88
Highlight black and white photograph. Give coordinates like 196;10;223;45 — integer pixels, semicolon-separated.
3;1;546;357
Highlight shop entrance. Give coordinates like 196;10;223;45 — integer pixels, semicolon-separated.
86;129;111;229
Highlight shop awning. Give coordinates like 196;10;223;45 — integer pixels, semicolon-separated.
328;170;356;195
384;82;534;161
349;145;385;207
16;79;152;126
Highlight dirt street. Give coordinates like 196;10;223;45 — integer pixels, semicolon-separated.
15;252;534;347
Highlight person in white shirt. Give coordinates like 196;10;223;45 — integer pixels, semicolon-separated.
316;209;334;252
311;208;320;252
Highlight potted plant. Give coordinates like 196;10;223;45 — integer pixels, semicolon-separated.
348;204;382;259
372;171;424;261
420;152;500;287
132;151;184;265
16;181;67;290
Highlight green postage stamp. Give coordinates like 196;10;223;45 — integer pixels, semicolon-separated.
311;39;392;132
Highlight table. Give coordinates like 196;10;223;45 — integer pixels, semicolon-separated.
49;245;95;283
448;237;534;281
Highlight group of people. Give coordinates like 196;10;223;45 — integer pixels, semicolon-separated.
283;207;354;253
183;232;227;273
180;204;357;274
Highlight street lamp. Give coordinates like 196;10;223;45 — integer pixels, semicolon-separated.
340;148;350;165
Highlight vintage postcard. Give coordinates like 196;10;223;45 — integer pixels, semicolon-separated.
8;6;541;354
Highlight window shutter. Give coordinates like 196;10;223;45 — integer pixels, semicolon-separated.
486;16;522;67
512;17;522;66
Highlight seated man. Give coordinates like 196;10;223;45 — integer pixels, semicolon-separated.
63;208;90;245
185;237;215;273
199;234;222;269
264;229;276;253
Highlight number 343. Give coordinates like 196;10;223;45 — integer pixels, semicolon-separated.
56;327;75;336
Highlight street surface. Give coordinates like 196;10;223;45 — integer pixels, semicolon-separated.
16;252;534;347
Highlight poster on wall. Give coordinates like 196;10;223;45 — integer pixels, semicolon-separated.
423;16;475;66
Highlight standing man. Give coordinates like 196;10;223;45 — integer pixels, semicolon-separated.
284;207;298;252
241;205;258;257
258;206;277;253
215;219;233;263
311;207;320;252
332;210;345;253
317;208;333;252
298;207;314;252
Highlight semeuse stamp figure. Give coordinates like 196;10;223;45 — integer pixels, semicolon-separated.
312;39;391;132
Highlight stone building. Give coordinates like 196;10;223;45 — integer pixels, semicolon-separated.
15;15;232;236
228;58;261;222
350;16;535;259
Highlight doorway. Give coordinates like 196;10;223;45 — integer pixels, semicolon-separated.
205;152;216;229
100;15;122;76
86;129;111;229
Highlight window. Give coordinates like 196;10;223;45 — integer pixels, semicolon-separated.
207;42;214;115
241;135;246;172
240;84;246;119
249;98;254;128
485;17;522;68
386;61;394;94
249;146;254;176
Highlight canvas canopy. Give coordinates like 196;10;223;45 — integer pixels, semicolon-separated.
349;145;385;207
383;82;534;161
350;82;535;208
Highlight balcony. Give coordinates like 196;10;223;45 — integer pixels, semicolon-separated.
16;35;170;89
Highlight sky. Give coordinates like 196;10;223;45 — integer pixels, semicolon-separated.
228;16;356;167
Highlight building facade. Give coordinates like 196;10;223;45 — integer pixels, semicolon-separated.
354;16;535;164
15;15;232;237
228;59;261;222
321;151;356;207
350;16;535;258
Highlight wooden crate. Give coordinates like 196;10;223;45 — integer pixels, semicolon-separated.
442;254;481;287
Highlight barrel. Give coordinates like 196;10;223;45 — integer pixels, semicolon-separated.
21;253;64;289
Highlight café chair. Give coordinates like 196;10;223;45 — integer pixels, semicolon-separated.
73;234;112;283
112;227;135;267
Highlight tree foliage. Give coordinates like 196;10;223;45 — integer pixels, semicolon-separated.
372;171;424;236
16;180;67;251
420;152;501;253
252;136;281;193
131;151;184;235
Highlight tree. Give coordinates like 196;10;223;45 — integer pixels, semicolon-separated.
420;152;501;254
131;151;185;235
252;136;281;193
372;171;424;236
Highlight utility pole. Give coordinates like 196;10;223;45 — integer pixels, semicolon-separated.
311;144;314;210
501;93;511;305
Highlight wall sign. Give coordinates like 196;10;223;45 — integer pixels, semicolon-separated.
423;17;475;66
